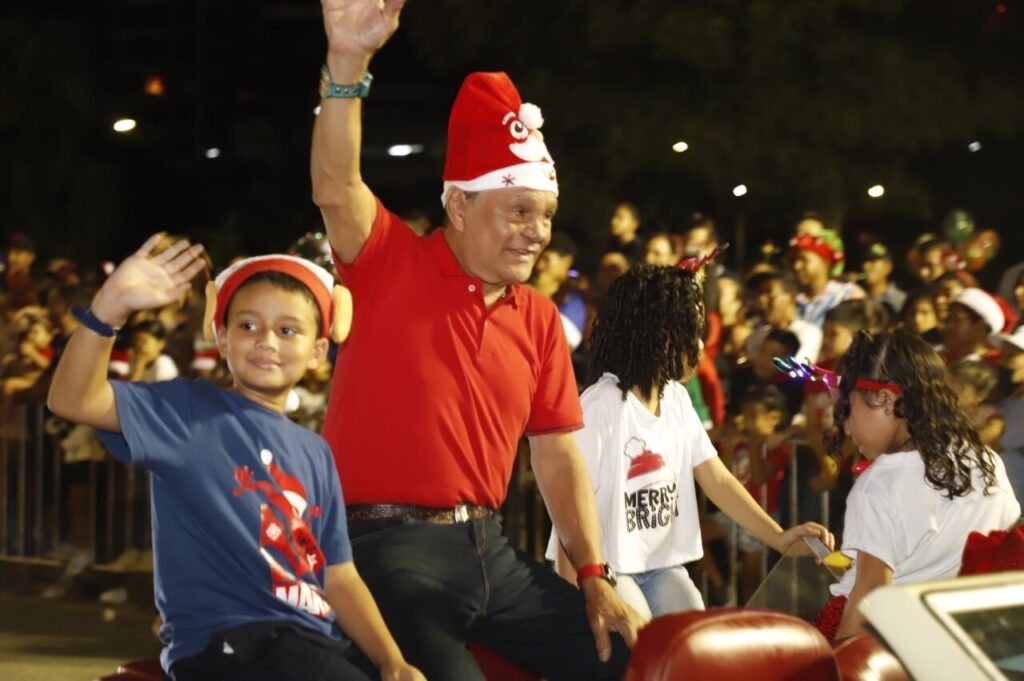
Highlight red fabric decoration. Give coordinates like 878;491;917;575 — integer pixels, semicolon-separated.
958;526;1024;576
815;594;849;643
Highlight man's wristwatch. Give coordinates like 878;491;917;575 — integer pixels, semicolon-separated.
319;65;373;99
577;562;616;588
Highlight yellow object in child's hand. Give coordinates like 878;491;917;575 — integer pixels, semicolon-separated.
824;551;853;569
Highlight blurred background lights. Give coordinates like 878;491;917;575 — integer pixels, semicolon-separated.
144;75;165;96
672;141;689;153
313;105;321;116
968;141;982;152
387;144;424;157
868;184;885;198
112;118;136;133
205;147;221;159
732;184;748;197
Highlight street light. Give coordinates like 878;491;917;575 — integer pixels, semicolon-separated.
113;118;137;133
205;147;221;159
968;141;982;153
387;144;424;157
732;184;747;197
867;184;885;198
672;141;689;153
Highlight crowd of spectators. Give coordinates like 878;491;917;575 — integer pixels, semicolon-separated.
2;205;1022;608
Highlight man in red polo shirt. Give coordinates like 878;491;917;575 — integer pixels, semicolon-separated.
310;2;641;679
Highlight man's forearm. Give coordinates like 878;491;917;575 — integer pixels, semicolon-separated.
530;437;603;570
311;52;376;263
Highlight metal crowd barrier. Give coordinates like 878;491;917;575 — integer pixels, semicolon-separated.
4;400;839;607
0;402;150;564
699;438;836;606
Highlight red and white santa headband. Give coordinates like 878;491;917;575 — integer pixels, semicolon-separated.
203;255;352;344
441;72;558;207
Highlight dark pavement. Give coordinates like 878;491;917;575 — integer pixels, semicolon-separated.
0;591;161;681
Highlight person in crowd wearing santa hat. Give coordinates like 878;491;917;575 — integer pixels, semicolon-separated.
940;288;1005;366
47;234;424;681
310;1;641;678
788;217;865;328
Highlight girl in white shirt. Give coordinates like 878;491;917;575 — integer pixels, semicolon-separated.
549;264;833;620
818;329;1020;641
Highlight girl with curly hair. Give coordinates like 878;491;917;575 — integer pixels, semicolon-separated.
547;264;833;620
818;330;1020;642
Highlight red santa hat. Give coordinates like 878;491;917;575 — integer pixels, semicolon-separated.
954;288;1005;335
202;255;352;344
190;347;220;372
441;72;558;207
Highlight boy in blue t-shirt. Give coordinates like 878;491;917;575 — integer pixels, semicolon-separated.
48;234;424;681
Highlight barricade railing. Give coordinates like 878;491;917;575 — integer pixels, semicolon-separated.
697;437;835;607
4;402;838;608
0;402;150;566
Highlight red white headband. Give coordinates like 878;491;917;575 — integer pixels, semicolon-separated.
203;255;352;343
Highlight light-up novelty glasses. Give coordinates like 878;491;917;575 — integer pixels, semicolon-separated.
771;356;902;401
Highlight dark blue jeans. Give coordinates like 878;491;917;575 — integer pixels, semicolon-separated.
169;622;374;681
349;514;630;681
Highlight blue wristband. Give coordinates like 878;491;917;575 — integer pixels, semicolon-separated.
72;306;122;338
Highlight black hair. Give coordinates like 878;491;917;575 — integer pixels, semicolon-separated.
949;301;983;326
917;237;951;256
825;299;874;333
685;213;718;243
130;320;167;341
740;384;788;423
950;360;999;399
225;271;322;333
57;285;94;311
746;269;799;296
799;210;836;232
764;329;800;358
546;231;577;259
589;264;705;401
902;288;936;315
935;271;966;288
616;202;641;224
828;330;997;498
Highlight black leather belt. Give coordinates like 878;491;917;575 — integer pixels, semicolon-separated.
346;503;493;525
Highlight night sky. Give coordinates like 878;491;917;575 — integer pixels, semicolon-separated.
3;1;1022;286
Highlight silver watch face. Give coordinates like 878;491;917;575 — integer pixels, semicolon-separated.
605;564;617;586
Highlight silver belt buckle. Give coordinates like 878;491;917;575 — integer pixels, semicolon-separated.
454;503;470;523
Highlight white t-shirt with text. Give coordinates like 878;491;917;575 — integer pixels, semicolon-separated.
546;373;718;574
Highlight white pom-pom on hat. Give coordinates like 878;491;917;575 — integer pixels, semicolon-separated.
518;103;544;130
